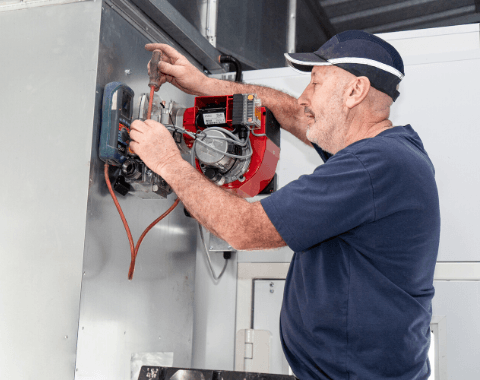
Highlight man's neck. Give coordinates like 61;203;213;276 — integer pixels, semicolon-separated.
347;119;393;145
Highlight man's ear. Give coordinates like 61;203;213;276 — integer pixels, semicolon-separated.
345;76;370;109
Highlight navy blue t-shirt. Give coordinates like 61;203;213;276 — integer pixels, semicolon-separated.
260;125;440;380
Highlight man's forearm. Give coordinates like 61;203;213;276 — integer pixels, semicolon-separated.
161;157;286;251
199;78;312;146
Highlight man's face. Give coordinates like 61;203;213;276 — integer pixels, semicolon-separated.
298;66;350;153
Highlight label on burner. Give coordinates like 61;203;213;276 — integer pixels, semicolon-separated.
203;112;226;125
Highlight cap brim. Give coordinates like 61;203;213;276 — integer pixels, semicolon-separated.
284;52;331;72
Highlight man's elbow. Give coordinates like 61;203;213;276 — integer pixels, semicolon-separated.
226;234;252;251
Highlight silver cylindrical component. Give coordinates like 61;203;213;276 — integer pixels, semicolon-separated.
160;108;170;125
195;129;234;170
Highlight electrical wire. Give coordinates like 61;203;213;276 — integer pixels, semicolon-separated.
104;163;180;280
166;124;253;160
104;84;180;280
198;222;228;281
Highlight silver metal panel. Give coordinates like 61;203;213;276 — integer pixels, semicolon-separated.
0;1;102;379
0;0;85;12
75;4;197;380
433;281;480;379
253;280;289;375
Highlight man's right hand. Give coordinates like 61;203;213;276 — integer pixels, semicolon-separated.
145;43;208;95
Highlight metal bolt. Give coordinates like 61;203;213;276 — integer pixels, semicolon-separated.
270;289;274;293
270;282;274;287
125;69;131;75
152;184;159;192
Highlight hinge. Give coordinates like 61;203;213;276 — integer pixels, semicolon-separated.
235;329;271;373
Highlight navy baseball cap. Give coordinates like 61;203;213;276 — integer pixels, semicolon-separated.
285;30;405;101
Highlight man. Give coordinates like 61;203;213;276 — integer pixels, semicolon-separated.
130;31;440;380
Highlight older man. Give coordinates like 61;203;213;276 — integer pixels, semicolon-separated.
130;31;440;380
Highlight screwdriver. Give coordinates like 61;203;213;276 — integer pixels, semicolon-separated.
147;50;162;119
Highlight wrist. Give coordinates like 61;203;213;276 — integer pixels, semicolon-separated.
156;154;188;182
199;77;227;96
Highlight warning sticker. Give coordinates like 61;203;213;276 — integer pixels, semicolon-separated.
203;112;226;125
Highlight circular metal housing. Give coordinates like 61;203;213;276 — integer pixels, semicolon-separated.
195;129;234;170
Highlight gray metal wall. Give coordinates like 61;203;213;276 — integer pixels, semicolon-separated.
0;1;198;379
75;3;198;380
0;1;103;378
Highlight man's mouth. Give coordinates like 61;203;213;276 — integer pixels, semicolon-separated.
304;107;315;119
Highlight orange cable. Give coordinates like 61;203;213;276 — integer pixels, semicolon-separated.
104;84;180;280
128;197;180;279
104;162;135;264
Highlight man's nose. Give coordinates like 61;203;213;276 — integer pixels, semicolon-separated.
298;84;312;106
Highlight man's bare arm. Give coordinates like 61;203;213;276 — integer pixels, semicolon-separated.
146;43;312;146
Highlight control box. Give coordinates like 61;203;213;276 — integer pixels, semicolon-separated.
99;82;134;165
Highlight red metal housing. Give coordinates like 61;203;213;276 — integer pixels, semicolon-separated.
183;95;280;198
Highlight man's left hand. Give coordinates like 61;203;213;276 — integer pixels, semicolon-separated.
129;119;182;176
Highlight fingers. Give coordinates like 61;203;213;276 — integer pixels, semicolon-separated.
130;119;146;132
144;119;168;132
129;120;146;143
158;60;184;78
145;43;184;62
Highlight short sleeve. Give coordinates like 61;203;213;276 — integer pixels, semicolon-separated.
260;152;375;252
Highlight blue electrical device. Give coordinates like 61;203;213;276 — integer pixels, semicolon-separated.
99;82;135;166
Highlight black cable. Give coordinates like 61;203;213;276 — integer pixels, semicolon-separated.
219;54;243;82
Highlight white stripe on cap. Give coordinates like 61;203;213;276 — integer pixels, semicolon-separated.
285;54;404;79
329;57;404;79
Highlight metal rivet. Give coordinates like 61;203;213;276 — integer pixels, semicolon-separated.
270;289;274;293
